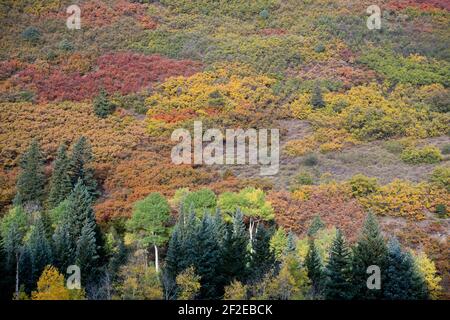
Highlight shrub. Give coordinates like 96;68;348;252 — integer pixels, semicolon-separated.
292;171;314;188
58;39;74;51
401;146;443;164
21;27;41;43
303;153;318;166
440;144;450;155
435;204;447;218
311;84;325;109
348;174;379;197
429;166;449;191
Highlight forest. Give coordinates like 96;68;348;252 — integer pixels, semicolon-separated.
0;0;448;300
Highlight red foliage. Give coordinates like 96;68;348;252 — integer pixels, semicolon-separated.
11;53;202;102
386;0;450;11
0;59;22;80
268;190;366;242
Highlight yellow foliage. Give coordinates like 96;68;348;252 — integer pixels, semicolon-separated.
31;265;84;300
413;252;443;299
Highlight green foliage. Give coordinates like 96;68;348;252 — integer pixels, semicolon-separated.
429;166;449;191
351;213;387;299
69;137;98;198
311;84;325;109
0;207;29;266
401;146;443;164
348;174;379;197
305;238;324;296
441;144;450;155
269;227;287;262
126;193;171;249
324;230;352;300
176;266;201;300
384;238;428;300
249;224;276;283
21;26;41;43
47;143;72;209
291;171;314;189
14;140;45;208
76;218;99;286
93;89;116;119
183;188;217;217
307;216;324;237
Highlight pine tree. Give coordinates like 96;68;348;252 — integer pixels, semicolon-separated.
305;238;324;296
195;214;223;299
351;212;387;299
383;238;428;300
249;224;276;282
14;140;45;209
221;209;249;285
307;215;325;236
27;216;53;289
311;83;325;109
47;143;72;209
52;180;101;272
69;137;98;198
93;89;116;118
76;218;99;286
324;229;352;299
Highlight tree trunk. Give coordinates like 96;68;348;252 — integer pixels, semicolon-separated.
15;252;19;299
154;245;159;273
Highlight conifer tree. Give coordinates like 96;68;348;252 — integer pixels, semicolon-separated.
249;224;275;282
27;216;53;288
221;210;249;285
324;229;352;299
14;140;45;209
307;215;325;236
93;89;116;119
285;231;296;255
195;214;223;299
69;137;98;198
76;218;99;286
305;238;325;296
311;83;325;109
383;238;428;300
351;212;387;299
47;143;72;209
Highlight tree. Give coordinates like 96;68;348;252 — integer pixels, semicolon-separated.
47;143;72;209
32;265;85;300
383;238;428;300
69;136;98;198
305;238;324;297
52;181;101;272
413;252;442;300
311;83;325;109
270;227;287;262
221;210;249;285
14;139;45;209
27;215;53;289
324;229;352;300
285;231;296;255
195;214;223;299
249;224;276;282
176;267;201;300
93;89;116;118
75;218;99;286
224;280;247;300
183;188;217;217
0;207;29;298
126;193;171;272
351;212;387;299
307;215;325;237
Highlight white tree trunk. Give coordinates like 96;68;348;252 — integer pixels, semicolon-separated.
154;245;159;273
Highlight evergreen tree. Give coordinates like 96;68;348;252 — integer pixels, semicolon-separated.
76;218;99;286
221;209;249;285
249;224;276;282
383;238;428;300
69;137;98;198
307;215;325;236
311;83;325;109
47;143;72;209
52;180;101;272
351;212;387;299
285;231;296;255
14;140;45;209
196;214;223;299
324;229;353;299
305;238;325;296
93;89;116;118
27;216;53;289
